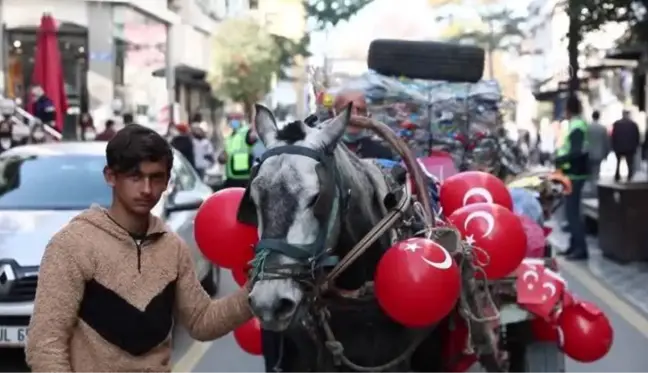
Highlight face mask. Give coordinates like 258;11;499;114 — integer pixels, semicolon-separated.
343;131;365;143
230;120;241;130
32;130;45;140
0;138;11;149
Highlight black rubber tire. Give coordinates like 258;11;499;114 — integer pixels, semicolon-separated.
525;342;566;372
367;39;485;82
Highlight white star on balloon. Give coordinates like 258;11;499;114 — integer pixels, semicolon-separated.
403;242;420;252
465;235;476;246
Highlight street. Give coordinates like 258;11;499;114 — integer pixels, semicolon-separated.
2;258;647;372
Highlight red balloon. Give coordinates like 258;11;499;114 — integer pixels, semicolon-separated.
530;317;559;342
194;188;258;269
233;318;263;355
448;203;526;279
439;171;513;216
232;266;250;287
557;301;613;362
375;237;461;327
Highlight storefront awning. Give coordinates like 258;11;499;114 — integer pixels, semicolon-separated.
606;46;643;61
152;64;210;89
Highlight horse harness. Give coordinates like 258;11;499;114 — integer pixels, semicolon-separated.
237;144;347;275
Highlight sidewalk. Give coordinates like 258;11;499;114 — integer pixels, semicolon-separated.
547;219;648;316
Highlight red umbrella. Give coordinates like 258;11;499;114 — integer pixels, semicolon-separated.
31;13;67;132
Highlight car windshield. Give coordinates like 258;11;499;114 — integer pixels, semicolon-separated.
0;154;111;210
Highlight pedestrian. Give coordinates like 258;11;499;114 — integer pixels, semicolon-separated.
25;125;253;372
586;110;610;193
191;121;215;179
611;109;640;182
80;113;97;141
96;119;117;141
218;113;257;188
555;96;589;261
31;85;56;129
170;122;196;169
333;90;395;160
29;122;48;144
538;118;555;165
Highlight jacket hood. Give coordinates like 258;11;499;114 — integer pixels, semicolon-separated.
72;205;168;244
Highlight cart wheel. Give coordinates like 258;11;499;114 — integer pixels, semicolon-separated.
367;39;485;82
524;342;566;372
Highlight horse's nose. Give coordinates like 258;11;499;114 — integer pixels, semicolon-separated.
249;295;298;323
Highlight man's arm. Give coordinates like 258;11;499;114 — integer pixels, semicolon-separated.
26;232;87;372
175;239;252;341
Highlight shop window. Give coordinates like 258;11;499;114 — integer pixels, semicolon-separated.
5;26;87;110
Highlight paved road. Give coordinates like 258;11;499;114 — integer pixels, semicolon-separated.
2;263;648;372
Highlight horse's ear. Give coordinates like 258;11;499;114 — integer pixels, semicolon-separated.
310;102;352;151
254;104;278;147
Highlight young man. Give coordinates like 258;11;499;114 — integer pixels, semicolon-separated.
26;125;252;372
611;109;640;182
586;110;610;192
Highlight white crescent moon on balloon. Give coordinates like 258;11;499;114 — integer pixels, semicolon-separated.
522;270;539;283
421;246;453;270
543;282;557;298
463;211;495;237
462;187;494;206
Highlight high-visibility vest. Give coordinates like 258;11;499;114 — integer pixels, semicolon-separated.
225;127;252;180
556;118;589;179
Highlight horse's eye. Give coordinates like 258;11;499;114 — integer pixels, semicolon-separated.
307;193;320;208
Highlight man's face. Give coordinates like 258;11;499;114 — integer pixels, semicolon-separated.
334;91;368;136
105;161;170;216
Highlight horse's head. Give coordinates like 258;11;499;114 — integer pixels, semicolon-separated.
242;104;351;331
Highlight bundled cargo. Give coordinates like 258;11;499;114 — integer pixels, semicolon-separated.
322;71;506;157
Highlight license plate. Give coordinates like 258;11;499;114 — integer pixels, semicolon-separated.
0;326;28;346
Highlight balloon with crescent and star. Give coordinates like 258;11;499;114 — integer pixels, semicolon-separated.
448;202;526;279
439;171;514;216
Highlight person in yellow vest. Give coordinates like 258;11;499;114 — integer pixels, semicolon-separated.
218;113;257;188
555;96;589;261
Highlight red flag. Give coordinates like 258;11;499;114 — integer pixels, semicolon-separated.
31;13;67;132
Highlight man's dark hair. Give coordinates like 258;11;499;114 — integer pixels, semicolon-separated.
191;113;203;123
566;96;582;116
123;113;134;125
105;119;115;128
592;110;600;121
106;124;173;174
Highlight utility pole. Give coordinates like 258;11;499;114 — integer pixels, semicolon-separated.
566;0;581;100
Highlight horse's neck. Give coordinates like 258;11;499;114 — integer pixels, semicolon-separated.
332;147;390;290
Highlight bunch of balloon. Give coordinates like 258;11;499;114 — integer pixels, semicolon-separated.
440;171;525;280
374;238;462;327
193;187;258;272
193;187;263;355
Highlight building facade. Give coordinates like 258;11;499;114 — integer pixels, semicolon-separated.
0;0;246;132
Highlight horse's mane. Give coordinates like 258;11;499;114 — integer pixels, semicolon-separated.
276;121;307;143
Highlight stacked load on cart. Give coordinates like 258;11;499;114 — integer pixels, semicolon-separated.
322;71;506;157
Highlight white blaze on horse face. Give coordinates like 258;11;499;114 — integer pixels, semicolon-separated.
462;187;493;206
463;210;495;237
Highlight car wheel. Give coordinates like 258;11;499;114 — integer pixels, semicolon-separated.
367;39;485;82
201;265;221;296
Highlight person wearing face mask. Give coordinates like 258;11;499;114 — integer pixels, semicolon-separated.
218;113;257;188
31;85;56;128
333;90;395;160
0;99;17;152
80;113;97;141
191;121;215;179
30;122;48;144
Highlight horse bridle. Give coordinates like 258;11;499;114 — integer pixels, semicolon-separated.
237;144;348;278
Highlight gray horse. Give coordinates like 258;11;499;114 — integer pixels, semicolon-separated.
246;104;444;371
